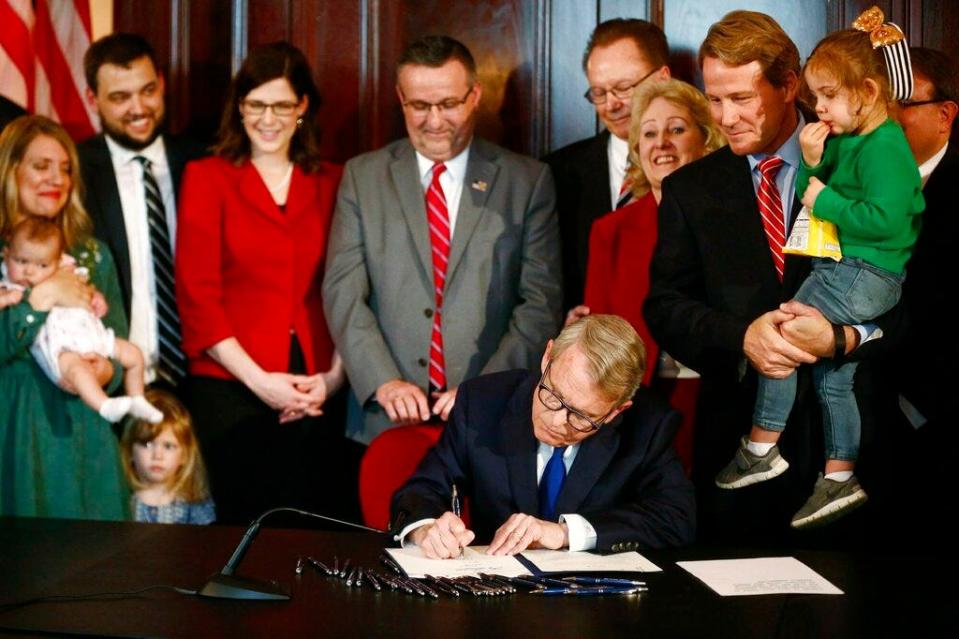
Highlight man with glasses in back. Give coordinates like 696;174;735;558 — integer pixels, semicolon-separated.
390;314;695;558
545;18;670;314
324;35;562;446
892;47;959;544
79;33;204;391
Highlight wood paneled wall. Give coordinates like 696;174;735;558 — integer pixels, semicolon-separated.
115;0;958;161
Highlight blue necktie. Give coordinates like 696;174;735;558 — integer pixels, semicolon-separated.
539;446;567;522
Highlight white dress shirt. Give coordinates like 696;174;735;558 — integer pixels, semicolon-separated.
416;145;470;237
606;134;630;209
105;135;177;383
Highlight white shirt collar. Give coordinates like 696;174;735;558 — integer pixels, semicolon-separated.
415;143;471;185
608;134;630;171
918;141;949;186
104;134;167;168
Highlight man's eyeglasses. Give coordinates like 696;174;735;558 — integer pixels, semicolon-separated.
239;100;299;117
402;86;475;116
583;67;659;105
899;97;954;108
537;361;614;433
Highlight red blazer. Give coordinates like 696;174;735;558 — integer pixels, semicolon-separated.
583;192;660;386
176;156;342;380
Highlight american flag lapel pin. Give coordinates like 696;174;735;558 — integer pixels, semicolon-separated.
471;179;488;192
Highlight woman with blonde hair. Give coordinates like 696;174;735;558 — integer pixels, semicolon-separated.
573;79;726;473
0;115;129;519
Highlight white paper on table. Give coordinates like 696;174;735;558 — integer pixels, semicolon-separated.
521;549;661;573
385;546;529;579
676;557;843;596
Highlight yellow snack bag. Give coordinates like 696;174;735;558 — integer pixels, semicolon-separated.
784;206;842;261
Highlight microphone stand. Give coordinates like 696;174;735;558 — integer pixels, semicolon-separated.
198;507;386;600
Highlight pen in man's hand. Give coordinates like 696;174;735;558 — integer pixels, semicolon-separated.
451;483;465;559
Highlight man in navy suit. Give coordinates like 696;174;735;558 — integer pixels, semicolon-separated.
544;18;670;312
390;314;695;558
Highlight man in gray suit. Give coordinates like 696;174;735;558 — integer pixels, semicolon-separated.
324;35;562;444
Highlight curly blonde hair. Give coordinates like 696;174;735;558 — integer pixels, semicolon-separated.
626;79;726;198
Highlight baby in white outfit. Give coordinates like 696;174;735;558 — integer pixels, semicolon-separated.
1;217;161;423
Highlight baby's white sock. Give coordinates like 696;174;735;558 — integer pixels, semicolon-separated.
129;395;164;424
99;396;132;422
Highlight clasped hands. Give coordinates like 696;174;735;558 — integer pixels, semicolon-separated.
744;300;845;378
410;511;568;559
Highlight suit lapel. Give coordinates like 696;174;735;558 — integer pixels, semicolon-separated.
238;161;287;225
501;378;540;517
446;139;497;284
163;134;187;201
554;416;621;515
585;131;613;217
389;142;433;278
86;136;132;311
283;165;317;222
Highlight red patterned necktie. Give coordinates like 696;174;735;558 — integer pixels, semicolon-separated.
426;163;450;390
756;156;786;282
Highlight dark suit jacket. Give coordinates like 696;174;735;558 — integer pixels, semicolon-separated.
0;95;26;133
644;145;903;546
390;369;696;551
77;133;205;317
544;131;613;309
898;147;958;423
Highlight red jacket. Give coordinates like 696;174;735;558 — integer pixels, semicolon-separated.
176;156;341;380
583;192;660;386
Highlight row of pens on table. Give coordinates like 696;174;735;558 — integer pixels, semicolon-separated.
294;554;647;597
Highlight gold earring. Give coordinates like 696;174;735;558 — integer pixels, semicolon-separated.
296;117;303;128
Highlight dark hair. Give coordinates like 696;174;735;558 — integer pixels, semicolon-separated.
582;18;669;72
213;42;323;172
397;35;477;81
84;33;159;93
910;47;959;105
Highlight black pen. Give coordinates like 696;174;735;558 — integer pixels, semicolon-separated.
509;575;546;590
451;483;467;559
366;570;383;591
339;558;351;578
345;567;357;586
306;556;333;575
355;567;365;588
532;575;574;589
333;555;339;575
295;556;305;575
380;553;403;575
425;575;460;597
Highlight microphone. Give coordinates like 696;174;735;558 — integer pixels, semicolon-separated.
198;507;387;600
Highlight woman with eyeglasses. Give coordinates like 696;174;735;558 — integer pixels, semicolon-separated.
176;42;349;524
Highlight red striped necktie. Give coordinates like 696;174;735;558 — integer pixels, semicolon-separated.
426;163;451;390
756;156;786;282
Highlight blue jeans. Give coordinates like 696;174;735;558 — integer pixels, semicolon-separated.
753;258;903;460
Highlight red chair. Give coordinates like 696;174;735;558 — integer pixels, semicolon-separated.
359;424;443;530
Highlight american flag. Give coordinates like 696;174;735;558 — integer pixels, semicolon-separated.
0;0;99;140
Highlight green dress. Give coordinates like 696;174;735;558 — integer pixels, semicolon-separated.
0;237;130;519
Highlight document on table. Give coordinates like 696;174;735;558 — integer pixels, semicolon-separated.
521;549;662;573
676;557;843;596
385;546;529;578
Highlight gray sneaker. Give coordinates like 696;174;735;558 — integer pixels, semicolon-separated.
715;437;790;489
790;473;868;529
